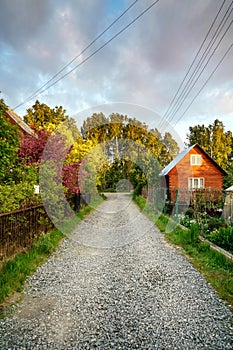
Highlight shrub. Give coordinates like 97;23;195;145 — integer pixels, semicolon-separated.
0;182;41;213
208;227;233;254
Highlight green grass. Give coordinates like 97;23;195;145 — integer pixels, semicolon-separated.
0;196;105;311
0;229;64;307
134;195;233;312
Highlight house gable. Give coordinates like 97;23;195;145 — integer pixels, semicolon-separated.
161;144;227;192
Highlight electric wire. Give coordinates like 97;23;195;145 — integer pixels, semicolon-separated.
159;0;233;131
165;13;233;128
161;0;227;123
14;0;139;109
166;40;233;132
163;1;233;127
14;0;160;110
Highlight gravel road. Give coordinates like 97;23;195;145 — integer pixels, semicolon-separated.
0;193;232;349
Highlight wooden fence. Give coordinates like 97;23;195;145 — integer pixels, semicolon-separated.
0;205;53;260
0;193;92;261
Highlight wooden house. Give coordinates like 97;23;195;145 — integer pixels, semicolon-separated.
160;144;227;203
5;107;37;138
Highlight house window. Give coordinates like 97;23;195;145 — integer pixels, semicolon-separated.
188;177;204;189
190;154;202;165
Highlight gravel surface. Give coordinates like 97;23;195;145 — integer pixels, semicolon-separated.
0;193;232;349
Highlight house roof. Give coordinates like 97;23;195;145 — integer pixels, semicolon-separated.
226;185;233;191
6;108;37;138
160;144;227;176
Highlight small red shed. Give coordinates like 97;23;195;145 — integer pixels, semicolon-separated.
160;144;227;203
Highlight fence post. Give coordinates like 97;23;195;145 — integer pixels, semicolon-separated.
163;188;167;214
175;189;179;222
74;192;81;212
155;188;158;211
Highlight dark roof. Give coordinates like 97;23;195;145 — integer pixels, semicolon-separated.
6;108;37;138
160;144;227;176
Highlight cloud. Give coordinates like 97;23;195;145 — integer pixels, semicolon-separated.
0;0;232;144
0;0;52;48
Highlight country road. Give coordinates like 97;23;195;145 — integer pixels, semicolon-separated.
0;193;232;349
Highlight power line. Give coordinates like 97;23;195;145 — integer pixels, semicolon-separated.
161;0;227;123
165;13;233;127
14;0;160;110
159;0;233;131
171;41;233;129
14;0;139;110
164;1;233;127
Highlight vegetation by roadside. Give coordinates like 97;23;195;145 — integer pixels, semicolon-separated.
134;195;233;312
0;195;105;314
179;210;233;255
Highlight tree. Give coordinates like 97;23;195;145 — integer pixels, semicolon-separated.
18;129;51;165
211;120;232;168
0;99;20;183
186;119;232;170
81;112;109;144
24;100;69;131
186;124;211;151
81;112;180;192
160;132;180;167
24;100;80;143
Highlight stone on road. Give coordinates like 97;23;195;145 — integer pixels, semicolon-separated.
0;193;232;349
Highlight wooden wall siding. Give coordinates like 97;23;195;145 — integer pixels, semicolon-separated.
165;146;225;202
167;147;224;191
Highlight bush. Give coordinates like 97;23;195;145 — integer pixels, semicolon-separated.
185;207;195;218
207;217;228;231
0;182;41;213
208;227;233;254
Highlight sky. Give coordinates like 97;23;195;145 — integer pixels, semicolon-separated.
0;0;233;148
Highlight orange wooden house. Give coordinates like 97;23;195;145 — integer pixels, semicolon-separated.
160;144;227;203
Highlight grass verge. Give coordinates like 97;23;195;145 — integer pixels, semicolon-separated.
134;195;233;312
0;195;105;313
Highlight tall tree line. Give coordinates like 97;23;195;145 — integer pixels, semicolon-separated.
81;112;180;193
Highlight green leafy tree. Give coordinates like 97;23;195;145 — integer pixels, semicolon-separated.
81;112;179;192
186;119;232;170
24;100;80;142
0;99;20;183
186;124;211;151
211;120;232;169
161;132;180;166
24;100;69;131
81;112;109;144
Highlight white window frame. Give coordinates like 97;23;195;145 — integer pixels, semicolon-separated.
190;154;202;165
188;177;204;189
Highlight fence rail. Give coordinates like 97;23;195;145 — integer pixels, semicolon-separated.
0;204;53;260
0;193;92;261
